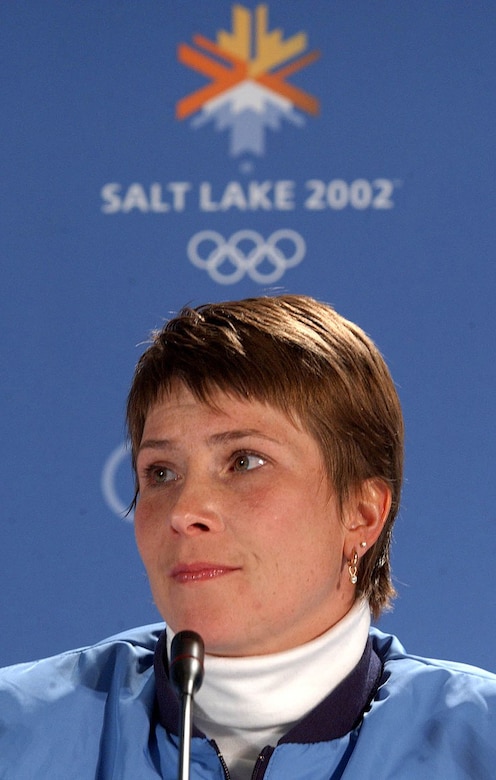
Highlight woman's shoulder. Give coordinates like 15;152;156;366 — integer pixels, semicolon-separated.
0;624;166;776
370;626;496;682
0;623;165;708
369;625;496;726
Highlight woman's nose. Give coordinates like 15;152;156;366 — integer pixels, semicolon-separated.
169;477;225;536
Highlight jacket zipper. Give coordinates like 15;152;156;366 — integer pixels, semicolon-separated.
250;746;274;780
211;741;231;780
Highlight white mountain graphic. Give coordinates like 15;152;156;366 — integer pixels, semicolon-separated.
190;80;305;157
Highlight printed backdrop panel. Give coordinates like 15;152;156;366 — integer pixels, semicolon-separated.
1;1;495;670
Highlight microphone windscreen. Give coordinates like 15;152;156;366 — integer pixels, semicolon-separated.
170;630;205;697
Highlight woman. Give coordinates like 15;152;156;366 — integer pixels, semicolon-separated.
1;294;495;778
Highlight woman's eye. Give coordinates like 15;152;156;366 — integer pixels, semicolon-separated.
145;465;177;484
232;453;266;472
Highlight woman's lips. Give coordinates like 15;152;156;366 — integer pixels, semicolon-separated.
170;563;239;583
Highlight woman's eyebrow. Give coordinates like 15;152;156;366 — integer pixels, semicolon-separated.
138;438;174;452
138;429;282;452
207;429;281;446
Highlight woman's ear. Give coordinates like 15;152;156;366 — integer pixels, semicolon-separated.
344;478;392;555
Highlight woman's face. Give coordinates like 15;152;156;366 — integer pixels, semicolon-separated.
134;383;358;656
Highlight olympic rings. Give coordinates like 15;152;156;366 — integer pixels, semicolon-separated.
187;229;306;284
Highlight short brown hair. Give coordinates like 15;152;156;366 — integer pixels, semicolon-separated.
126;295;403;617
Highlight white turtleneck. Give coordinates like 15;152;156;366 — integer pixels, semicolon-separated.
166;600;370;780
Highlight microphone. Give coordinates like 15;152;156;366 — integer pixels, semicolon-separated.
170;631;205;780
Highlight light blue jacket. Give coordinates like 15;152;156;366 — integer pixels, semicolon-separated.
0;625;495;779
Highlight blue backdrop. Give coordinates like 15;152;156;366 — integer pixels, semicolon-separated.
1;1;495;671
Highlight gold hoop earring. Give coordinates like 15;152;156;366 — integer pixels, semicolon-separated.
348;549;359;585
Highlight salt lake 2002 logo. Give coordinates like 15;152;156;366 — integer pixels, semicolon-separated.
176;4;320;157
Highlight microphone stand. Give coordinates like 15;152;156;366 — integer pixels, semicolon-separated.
169;631;205;780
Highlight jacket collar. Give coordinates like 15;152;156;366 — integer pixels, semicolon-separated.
153;630;382;743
